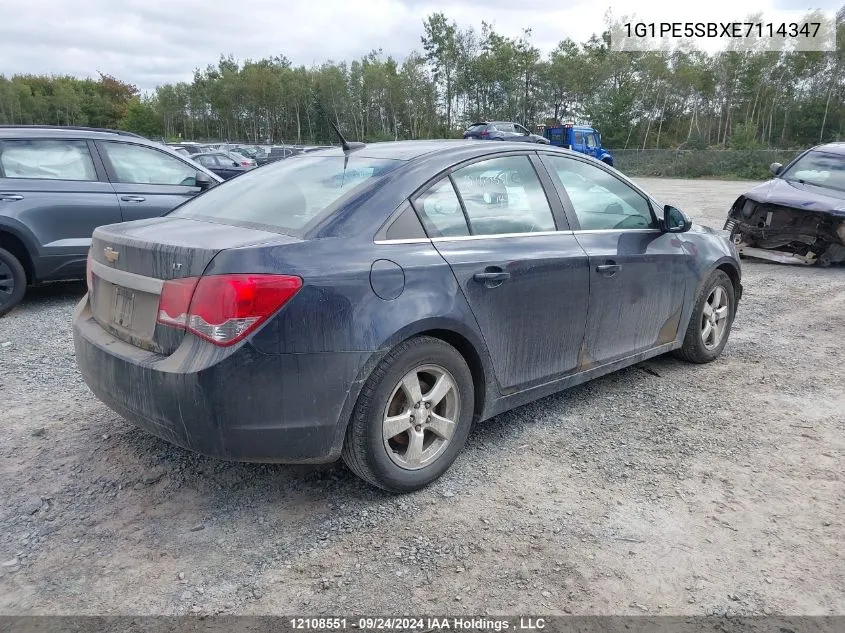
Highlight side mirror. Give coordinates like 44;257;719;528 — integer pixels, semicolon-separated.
770;162;783;176
195;171;213;190
663;204;692;233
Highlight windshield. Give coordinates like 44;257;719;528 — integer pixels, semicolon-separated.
169;155;404;234
781;150;845;192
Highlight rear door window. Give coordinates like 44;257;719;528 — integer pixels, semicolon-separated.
99;142;198;186
0;139;98;181
450;155;557;235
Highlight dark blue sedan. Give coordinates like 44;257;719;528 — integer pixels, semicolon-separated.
72;140;742;492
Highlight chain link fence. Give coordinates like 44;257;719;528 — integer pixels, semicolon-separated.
611;149;803;180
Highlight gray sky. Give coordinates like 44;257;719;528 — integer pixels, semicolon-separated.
0;0;840;91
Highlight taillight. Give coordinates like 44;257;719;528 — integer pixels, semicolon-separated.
156;274;302;346
157;277;199;328
480;130;489;138
86;250;93;292
241;161;251;166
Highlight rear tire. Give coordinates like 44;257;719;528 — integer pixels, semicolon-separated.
673;270;735;364
341;336;474;493
0;247;26;317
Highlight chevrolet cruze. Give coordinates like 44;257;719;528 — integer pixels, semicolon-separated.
73;140;742;492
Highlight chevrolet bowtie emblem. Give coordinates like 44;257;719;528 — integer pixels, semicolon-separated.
103;247;119;264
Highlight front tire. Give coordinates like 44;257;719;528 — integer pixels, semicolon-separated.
342;336;474;493
0;247;26;317
674;270;735;363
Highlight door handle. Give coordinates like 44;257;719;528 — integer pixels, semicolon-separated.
596;263;621;276
120;195;146;202
474;272;510;281
473;268;511;287
0;194;23;201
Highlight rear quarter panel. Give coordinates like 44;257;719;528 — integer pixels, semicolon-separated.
203;234;500;425
204;235;493;357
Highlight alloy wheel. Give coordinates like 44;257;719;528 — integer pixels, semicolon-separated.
701;285;730;349
382;364;461;470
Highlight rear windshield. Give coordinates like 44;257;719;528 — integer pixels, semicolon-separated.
467;124;488;133
169;155;403;233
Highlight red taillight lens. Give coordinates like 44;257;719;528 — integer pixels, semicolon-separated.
157;277;199;328
241;161;250;166
86;250;93;292
156;274;302;346
480;130;489;138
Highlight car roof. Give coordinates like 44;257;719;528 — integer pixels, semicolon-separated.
813;142;845;155
299;138;577;162
0;125;147;141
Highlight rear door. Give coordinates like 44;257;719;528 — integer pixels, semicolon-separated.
540;152;691;366
0;137;121;280
496;123;520;141
412;152;590;391
95;140;205;221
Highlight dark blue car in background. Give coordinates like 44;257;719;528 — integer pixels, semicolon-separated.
73;140;742;493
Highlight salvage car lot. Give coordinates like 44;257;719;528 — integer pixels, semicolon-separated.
0;177;843;615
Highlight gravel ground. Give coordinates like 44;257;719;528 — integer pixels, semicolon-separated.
0;178;843;616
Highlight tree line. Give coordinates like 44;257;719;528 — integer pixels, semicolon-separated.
1;8;843;150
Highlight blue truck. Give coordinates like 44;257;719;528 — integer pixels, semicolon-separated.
542;122;614;167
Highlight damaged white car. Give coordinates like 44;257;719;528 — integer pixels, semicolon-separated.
724;143;845;266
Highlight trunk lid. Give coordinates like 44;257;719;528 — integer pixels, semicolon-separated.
89;217;298;354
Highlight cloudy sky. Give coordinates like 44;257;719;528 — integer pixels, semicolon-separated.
0;0;840;92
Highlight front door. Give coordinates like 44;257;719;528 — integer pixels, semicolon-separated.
412;153;590;390
96;141;204;221
585;132;600;159
540;153;692;367
571;129;587;155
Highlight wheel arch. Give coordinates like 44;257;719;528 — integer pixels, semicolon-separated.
0;228;35;284
329;318;498;457
714;259;742;309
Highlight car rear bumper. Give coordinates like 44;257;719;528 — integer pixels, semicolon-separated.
72;296;370;463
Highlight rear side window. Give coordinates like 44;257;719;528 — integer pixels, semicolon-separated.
413;178;470;238
100;142;198;186
0;140;97;181
170;155;403;233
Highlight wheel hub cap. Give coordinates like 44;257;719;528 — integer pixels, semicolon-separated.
701;285;730;350
382;365;461;471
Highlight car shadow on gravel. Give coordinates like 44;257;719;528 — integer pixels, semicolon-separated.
17;281;87;310
106;353;694;507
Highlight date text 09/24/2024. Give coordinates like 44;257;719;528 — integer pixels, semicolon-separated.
289;617;548;630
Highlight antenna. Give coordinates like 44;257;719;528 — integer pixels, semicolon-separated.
328;119;350;151
327;118;365;153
